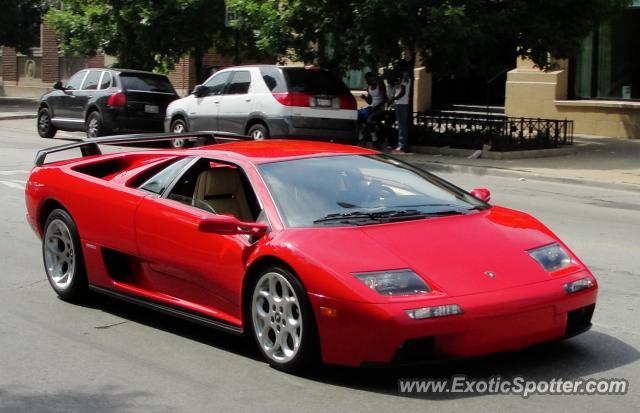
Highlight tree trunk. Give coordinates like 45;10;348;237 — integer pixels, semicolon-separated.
194;50;204;85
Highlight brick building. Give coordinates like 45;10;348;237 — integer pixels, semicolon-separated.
0;24;272;98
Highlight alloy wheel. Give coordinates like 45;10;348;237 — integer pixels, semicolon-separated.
251;272;303;364
251;129;265;140
172;122;186;148
87;117;100;138
38;112;50;134
44;219;76;290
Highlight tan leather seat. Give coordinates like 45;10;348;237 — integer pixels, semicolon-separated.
193;168;253;222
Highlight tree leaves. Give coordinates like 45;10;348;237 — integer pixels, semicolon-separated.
0;0;46;54
229;0;631;77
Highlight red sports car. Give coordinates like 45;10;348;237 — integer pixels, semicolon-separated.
26;134;597;372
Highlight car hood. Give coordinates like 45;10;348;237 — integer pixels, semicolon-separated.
276;206;575;300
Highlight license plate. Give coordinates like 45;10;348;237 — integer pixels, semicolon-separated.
145;105;159;114
316;98;332;107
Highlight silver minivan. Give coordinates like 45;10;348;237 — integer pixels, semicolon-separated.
165;65;357;147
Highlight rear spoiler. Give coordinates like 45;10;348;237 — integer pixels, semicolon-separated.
34;131;251;167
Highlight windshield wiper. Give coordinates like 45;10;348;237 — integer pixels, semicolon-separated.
312;211;380;225
312;209;465;225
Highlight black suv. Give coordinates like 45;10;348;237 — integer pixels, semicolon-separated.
37;68;178;139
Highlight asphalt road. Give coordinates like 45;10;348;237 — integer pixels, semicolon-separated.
0;118;638;412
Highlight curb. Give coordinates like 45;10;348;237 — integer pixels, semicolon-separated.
412;145;577;160
0;114;37;121
409;160;640;194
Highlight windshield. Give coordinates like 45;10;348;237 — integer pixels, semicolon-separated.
259;155;489;227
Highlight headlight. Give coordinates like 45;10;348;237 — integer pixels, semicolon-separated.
564;276;595;294
405;304;463;320
352;269;430;296
528;243;572;272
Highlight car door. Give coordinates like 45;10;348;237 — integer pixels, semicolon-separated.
188;71;232;131
135;157;263;323
73;69;102;121
217;70;254;134
55;69;88;124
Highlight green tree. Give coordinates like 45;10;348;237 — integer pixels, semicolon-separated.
43;0;232;73
0;0;46;54
228;0;631;78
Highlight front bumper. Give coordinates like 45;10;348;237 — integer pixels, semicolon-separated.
309;271;598;366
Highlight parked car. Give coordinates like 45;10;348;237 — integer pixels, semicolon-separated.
27;134;598;373
37;68;179;139
165;65;358;148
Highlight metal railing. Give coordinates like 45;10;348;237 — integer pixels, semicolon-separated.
413;112;573;151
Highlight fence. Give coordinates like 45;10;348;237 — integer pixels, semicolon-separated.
413;112;574;151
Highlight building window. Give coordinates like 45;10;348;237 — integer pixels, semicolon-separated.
573;3;640;100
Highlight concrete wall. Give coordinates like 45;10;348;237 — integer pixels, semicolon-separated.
505;58;640;139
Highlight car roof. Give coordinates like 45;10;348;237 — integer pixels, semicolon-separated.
185;140;377;164
215;65;328;71
85;68;168;77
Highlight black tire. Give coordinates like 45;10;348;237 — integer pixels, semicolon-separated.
170;118;191;148
37;107;57;139
248;123;269;140
247;266;319;373
42;209;88;302
86;111;105;139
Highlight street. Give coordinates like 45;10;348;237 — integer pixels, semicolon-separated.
0;118;638;412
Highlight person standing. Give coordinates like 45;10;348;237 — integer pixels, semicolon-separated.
390;71;411;154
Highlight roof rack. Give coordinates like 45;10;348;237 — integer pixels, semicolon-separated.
34;131;251;167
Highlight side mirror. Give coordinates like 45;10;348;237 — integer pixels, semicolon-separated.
53;81;64;90
470;188;491;203
192;84;206;97
198;214;268;238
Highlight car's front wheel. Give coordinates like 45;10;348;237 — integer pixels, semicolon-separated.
37;107;57;139
42;209;88;302
250;266;318;372
170;118;190;148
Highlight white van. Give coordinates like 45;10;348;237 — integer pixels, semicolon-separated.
165;65;357;147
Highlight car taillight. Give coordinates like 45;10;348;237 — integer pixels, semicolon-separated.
272;92;311;107
340;94;357;110
107;92;126;107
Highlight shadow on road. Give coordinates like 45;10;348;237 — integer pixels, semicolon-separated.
312;331;639;400
77;292;261;362
71;292;639;401
0;386;159;413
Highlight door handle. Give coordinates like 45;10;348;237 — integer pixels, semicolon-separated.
244;98;252;102
213;100;221;104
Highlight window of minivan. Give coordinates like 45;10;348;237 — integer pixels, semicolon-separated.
203;71;231;96
226;71;251;94
283;68;351;95
259;67;286;92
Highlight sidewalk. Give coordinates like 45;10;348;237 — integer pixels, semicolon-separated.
402;135;640;192
0;101;638;192
0;97;38;120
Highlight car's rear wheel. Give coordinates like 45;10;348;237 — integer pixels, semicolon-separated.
250;267;318;372
248;124;269;140
170;118;190;148
86;111;105;139
43;209;88;302
37;107;57;139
